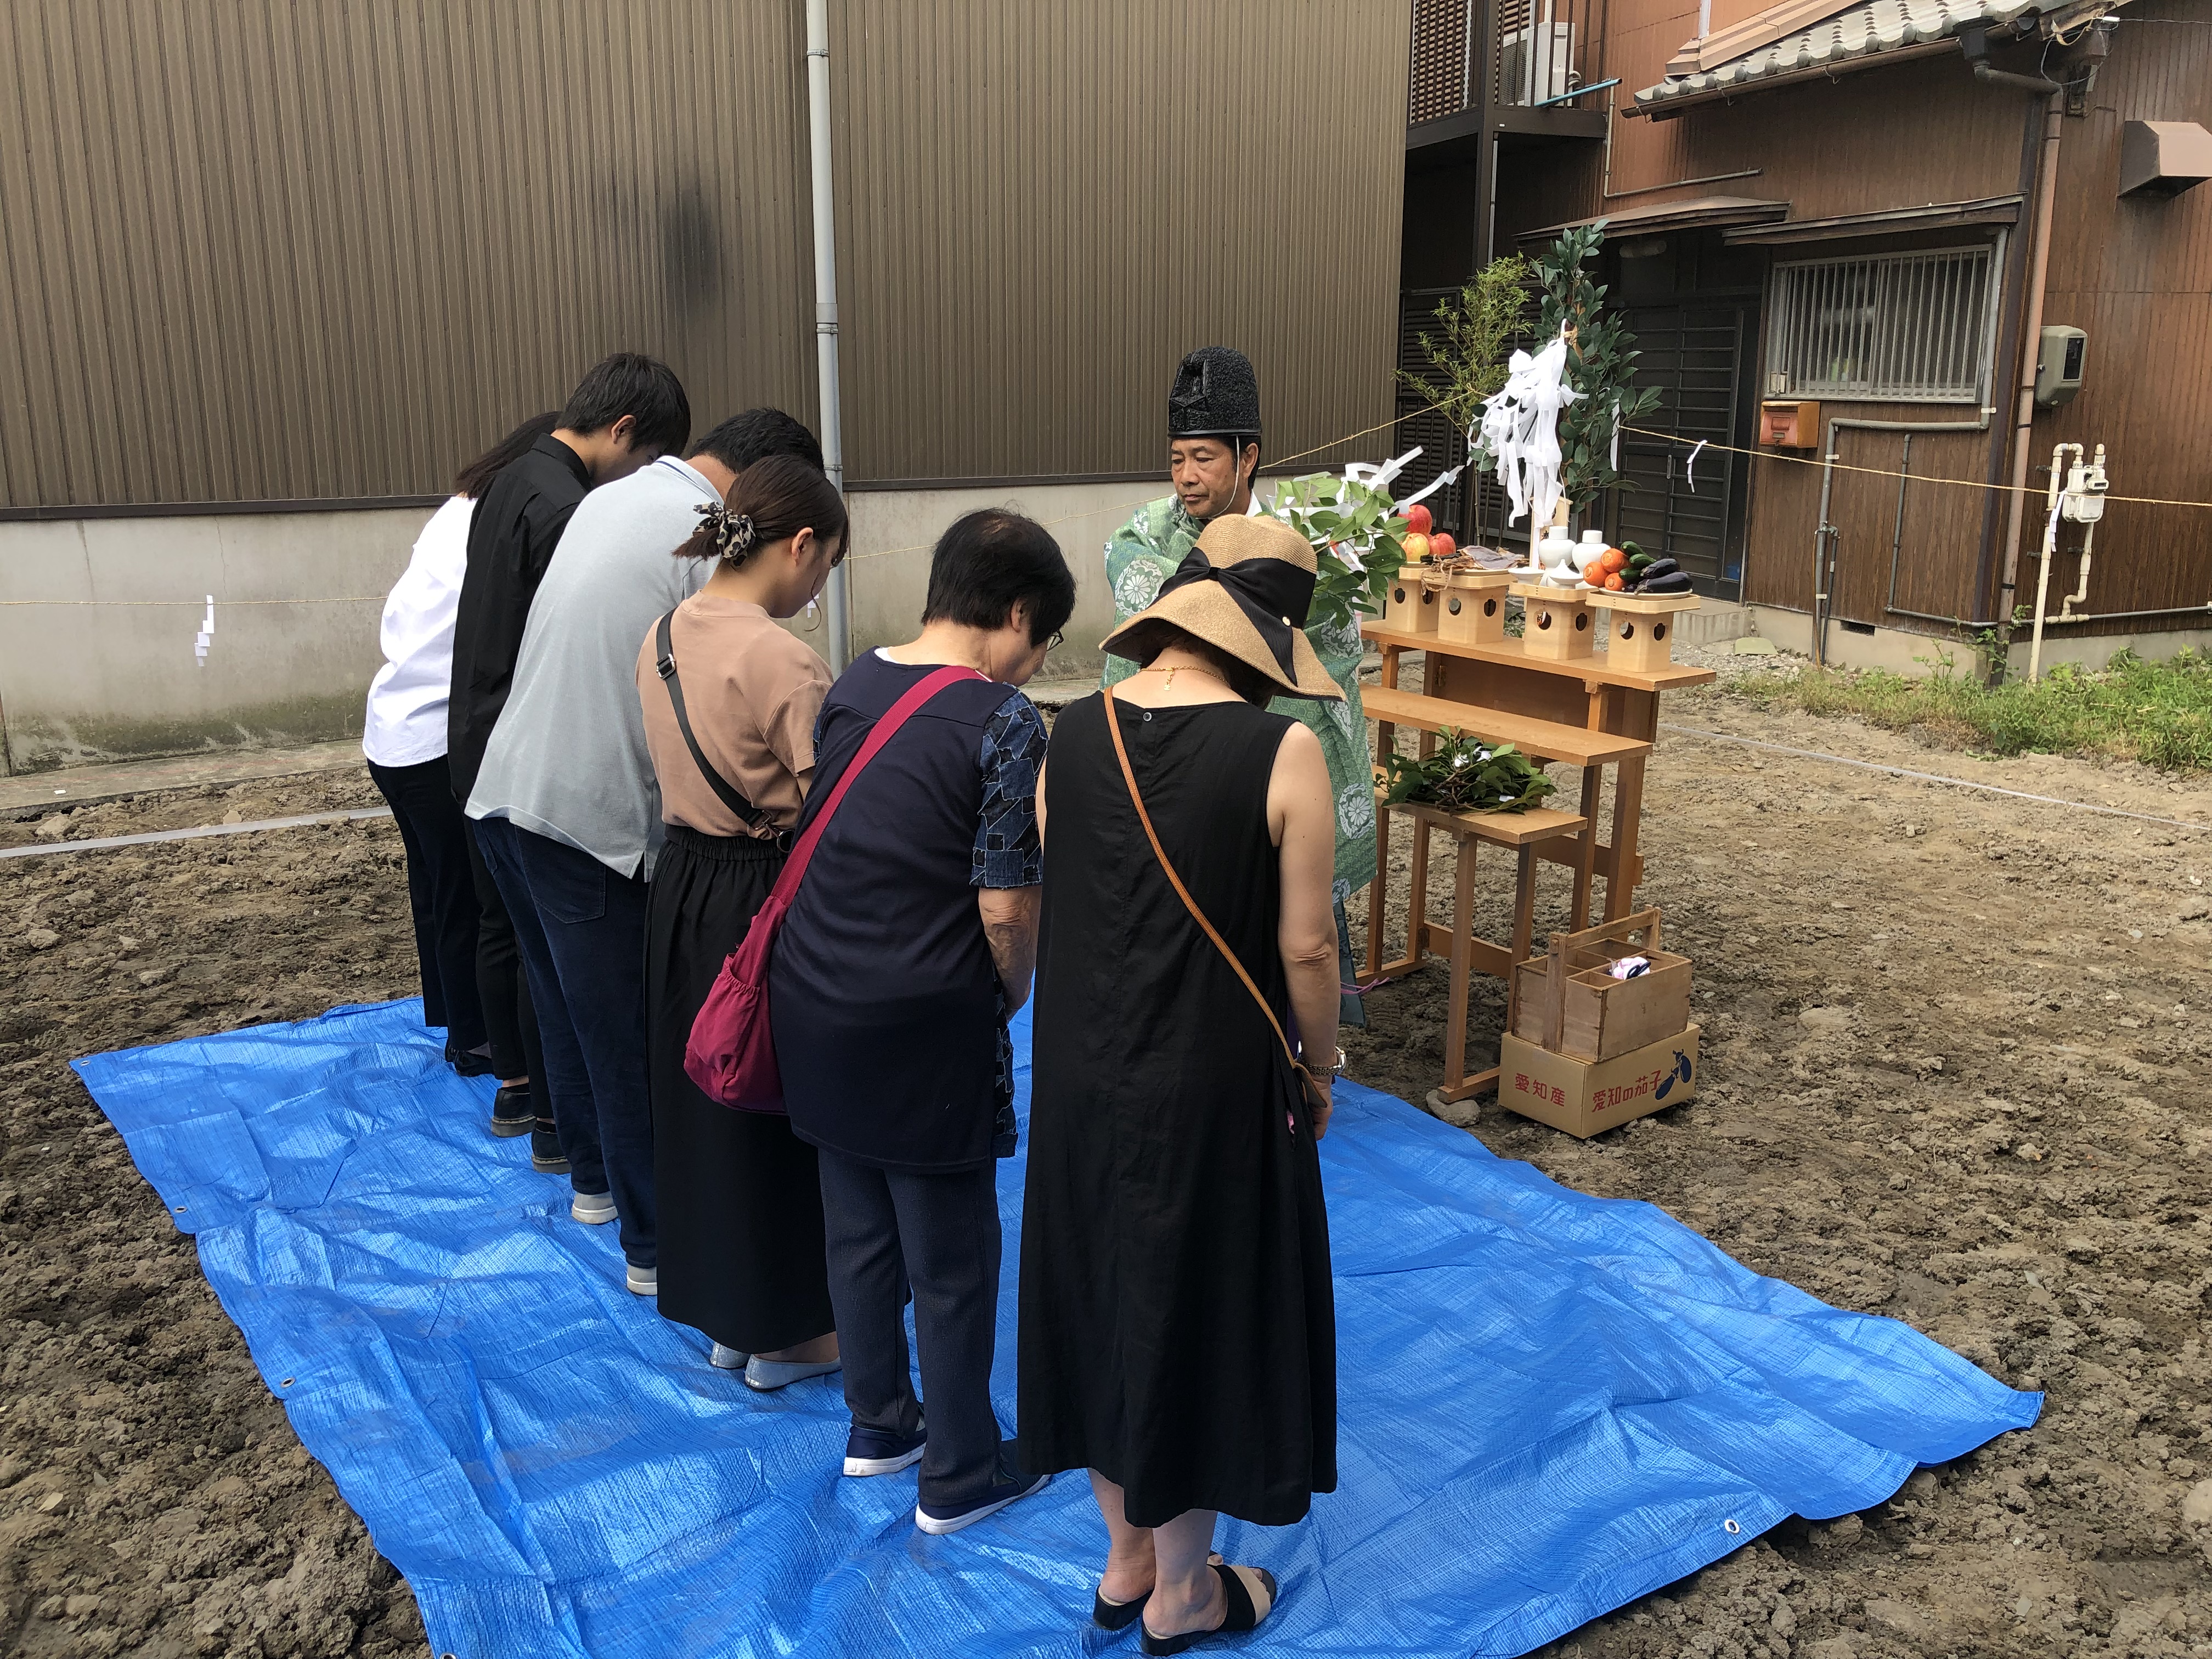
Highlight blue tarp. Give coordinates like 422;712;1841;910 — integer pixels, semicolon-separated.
74;1000;2035;1658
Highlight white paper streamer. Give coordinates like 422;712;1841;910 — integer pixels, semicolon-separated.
1684;439;1707;495
1398;461;1464;512
194;596;215;667
1476;331;1580;528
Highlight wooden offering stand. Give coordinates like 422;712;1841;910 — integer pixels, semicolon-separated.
1361;568;1716;1103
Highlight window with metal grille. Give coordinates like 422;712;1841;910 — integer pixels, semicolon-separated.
1765;247;1998;403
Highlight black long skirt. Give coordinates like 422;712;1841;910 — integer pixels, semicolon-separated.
647;825;836;1355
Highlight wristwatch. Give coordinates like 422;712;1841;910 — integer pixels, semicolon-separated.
1302;1046;1347;1079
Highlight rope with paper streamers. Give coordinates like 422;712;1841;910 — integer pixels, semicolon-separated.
1618;424;2212;512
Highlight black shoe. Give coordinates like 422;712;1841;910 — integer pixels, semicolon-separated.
1139;1563;1278;1655
490;1082;533;1138
530;1117;571;1175
448;1041;496;1079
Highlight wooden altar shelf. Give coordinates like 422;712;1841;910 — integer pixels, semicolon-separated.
1367;800;1590;1104
1359;625;1718;693
1361;687;1652;769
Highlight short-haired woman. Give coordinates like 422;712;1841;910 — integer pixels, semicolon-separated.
1019;512;1341;1652
636;455;849;1390
365;411;559;1131
772;510;1076;1533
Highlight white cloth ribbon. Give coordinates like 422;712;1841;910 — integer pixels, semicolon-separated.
194;596;215;667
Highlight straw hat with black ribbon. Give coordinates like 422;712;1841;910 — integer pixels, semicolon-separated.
1102;513;1344;703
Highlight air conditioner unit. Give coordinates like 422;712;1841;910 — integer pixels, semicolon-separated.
1500;23;1575;105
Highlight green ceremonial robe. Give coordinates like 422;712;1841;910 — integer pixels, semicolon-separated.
1101;495;1377;898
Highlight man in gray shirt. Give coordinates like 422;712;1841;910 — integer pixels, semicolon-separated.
469;409;828;1296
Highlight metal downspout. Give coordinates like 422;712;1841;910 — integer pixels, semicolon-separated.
805;0;850;672
1991;84;2066;680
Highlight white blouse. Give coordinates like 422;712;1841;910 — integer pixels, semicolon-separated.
363;494;475;768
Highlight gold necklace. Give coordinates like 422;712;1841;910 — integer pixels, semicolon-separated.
1137;661;1224;690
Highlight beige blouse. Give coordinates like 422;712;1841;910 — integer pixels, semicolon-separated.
635;594;831;838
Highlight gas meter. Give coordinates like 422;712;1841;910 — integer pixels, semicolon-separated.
2061;447;2108;523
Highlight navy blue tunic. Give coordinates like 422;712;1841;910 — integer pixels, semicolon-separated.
771;652;1045;1173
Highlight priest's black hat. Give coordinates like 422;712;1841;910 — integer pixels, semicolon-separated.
1167;346;1261;441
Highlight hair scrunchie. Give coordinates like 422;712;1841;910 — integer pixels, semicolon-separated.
695;501;759;560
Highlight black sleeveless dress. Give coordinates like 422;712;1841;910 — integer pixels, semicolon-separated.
1017;693;1336;1529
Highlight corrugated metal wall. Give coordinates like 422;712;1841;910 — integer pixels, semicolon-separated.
828;0;1409;483
0;0;817;511
0;0;1409;510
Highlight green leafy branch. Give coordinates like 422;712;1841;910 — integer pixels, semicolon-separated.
1270;470;1410;635
1379;729;1556;815
1536;222;1663;517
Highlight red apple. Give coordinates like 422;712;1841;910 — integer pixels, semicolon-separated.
1430;531;1457;561
1404;503;1434;538
1401;532;1432;563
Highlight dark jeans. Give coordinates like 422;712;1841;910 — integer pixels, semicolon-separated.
460;812;546;1090
473;815;655;1266
817;1148;1008;1513
367;756;486;1052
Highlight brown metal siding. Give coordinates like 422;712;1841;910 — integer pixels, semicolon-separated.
0;0;818;511
2034;7;2212;630
1;1;1408;510
828;0;1409;484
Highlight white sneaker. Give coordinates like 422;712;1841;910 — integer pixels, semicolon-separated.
571;1190;616;1225
625;1263;657;1296
915;1470;1051;1535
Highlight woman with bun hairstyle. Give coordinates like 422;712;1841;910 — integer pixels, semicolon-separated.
635;454;849;1389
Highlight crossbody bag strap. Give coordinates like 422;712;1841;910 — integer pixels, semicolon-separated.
767;663;988;910
1102;684;1315;1095
654;610;772;833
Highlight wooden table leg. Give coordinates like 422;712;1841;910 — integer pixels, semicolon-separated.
1406;812;1432;964
1604;755;1647;922
1364;795;1391;978
1505;842;1539;1031
1571;765;1601;930
1443;831;1475;1092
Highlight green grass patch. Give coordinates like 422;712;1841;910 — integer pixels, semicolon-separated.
1723;647;2212;772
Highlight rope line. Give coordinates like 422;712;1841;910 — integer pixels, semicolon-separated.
1620;424;2212;511
0;596;385;608
1657;724;2211;833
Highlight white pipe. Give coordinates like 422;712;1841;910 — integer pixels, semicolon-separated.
805;0;850;672
2026;441;2078;682
2057;441;2105;622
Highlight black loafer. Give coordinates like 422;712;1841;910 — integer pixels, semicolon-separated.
490;1082;533;1138
530;1116;571;1174
447;1041;495;1079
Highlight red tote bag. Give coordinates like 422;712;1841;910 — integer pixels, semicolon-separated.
684;664;985;1111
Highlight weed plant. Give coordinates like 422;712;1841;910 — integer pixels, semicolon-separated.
1727;648;2212;772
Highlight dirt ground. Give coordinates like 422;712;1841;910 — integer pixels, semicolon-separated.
2;678;2210;1658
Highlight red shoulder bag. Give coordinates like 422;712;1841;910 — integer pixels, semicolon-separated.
684;664;985;1111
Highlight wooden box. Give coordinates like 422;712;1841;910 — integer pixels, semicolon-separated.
1596;590;1701;673
1509;582;1595;660
1510;908;1690;1060
1759;399;1820;449
1381;569;1441;634
1437;571;1516;645
1499;1025;1700;1138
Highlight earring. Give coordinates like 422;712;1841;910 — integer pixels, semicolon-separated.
804;599;820;631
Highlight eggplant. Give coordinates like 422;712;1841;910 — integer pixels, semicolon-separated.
1635;572;1695;595
1639;557;1680;580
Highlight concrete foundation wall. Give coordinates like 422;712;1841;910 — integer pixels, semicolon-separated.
0;509;431;774
0;481;1162;774
1750;605;2212;680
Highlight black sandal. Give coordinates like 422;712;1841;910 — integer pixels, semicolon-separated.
1139;1562;1277;1655
1092;1585;1149;1630
1096;1553;1220;1631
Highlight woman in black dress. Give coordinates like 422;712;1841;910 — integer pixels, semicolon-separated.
635;455;848;1386
1020;513;1343;1654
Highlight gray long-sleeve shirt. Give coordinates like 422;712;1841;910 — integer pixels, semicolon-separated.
466;455;715;878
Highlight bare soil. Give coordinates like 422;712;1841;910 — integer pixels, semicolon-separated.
3;684;2210;1658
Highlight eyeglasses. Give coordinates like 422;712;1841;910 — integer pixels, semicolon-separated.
1046;631;1065;652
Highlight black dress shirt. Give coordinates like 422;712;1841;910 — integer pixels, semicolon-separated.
447;434;593;800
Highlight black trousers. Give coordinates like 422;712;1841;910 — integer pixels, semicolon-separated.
475;816;655;1266
367;756;487;1052
461;811;546;1090
817;1148;1008;1513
